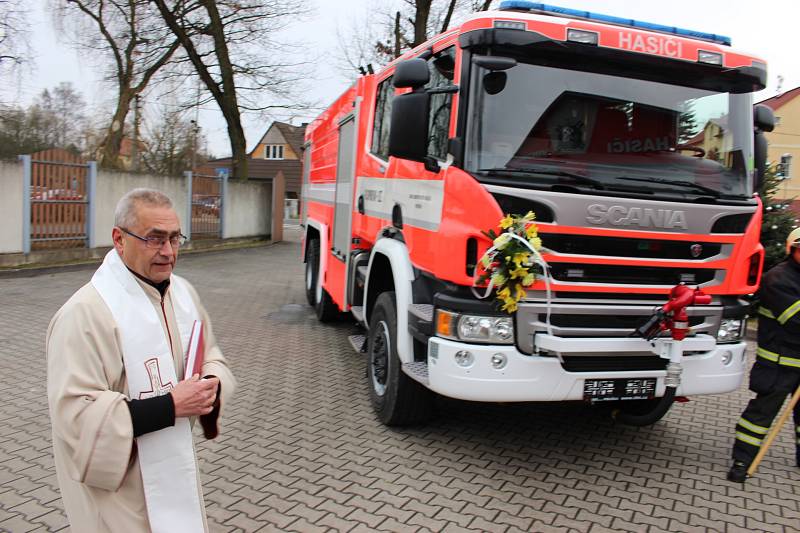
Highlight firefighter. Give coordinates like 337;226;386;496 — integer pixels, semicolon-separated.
727;228;800;482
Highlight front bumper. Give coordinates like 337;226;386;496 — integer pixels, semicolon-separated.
425;335;748;402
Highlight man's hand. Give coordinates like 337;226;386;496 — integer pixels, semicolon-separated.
170;374;219;418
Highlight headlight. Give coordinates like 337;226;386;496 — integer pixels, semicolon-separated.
436;310;514;344
717;318;745;343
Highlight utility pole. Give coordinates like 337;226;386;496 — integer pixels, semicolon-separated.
132;94;140;172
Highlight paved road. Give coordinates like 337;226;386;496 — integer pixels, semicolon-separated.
1;232;799;532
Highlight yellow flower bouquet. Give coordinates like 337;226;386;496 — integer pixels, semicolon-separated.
475;211;543;314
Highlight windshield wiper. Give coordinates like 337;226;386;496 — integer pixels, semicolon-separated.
478;167;606;189
616;176;720;197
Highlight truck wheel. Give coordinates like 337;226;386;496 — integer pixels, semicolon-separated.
304;238;319;307
367;292;433;426
306;238;340;322
609;397;674;425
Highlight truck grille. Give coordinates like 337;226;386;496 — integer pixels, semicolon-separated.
549;264;717;285
544;234;721;259
549;314;704;329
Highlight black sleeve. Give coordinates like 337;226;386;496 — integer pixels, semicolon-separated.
125;394;176;438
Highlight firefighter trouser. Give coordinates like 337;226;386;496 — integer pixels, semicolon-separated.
732;360;800;466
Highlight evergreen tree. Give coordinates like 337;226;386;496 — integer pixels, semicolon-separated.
759;163;798;271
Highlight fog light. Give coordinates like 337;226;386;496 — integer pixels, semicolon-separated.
717;318;745;343
454;350;474;368
721;350;733;366
491;352;508;370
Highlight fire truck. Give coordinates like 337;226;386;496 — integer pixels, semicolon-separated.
301;1;776;426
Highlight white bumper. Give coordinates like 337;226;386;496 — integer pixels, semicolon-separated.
426;335;748;402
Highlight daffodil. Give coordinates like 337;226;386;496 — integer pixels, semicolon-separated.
491;273;506;286
523;210;536;221
510;266;528;279
522;273;535;286
512;252;529;266
500;214;514;229
525;224;538;239
497;286;511;299
493;233;512;248
515;284;527;300
529;236;542;250
501;300;518;313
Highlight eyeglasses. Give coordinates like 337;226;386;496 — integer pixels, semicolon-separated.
119;227;187;249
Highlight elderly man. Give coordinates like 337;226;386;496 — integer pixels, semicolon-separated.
47;188;236;532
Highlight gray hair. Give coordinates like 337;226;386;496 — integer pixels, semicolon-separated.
114;188;174;229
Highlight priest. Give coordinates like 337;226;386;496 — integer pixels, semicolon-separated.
47;188;236;532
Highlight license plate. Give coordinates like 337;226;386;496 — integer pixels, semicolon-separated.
583;378;656;402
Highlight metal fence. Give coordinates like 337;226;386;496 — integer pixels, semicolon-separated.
21;149;96;252
187;172;225;239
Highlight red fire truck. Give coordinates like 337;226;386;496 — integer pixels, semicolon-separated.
301;1;776;426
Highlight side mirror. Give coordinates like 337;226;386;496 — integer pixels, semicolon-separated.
388;91;430;163
393;58;429;89
754;104;775;132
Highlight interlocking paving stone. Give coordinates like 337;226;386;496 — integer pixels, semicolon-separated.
1;226;799;532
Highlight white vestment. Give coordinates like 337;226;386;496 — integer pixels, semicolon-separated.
47;253;235;532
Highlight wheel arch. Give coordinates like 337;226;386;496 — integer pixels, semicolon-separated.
364;237;415;364
304;218;327;304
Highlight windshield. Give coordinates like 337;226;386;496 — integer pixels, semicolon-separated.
465;62;755;200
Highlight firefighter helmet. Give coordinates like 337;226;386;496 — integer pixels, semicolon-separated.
786;227;800;255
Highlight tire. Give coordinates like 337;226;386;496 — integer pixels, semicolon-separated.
607;397;674;425
304;238;319;307
306;238;340;322
367;292;433;426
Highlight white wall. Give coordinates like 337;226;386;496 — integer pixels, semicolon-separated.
0;161;23;254
92;171;188;247
223;179;271;238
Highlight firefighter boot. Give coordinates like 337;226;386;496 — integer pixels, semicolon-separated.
727;461;748;483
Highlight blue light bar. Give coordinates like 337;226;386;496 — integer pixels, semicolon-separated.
498;1;732;46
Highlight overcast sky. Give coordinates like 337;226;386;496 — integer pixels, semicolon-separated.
4;0;799;157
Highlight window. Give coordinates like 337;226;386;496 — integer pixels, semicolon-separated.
371;76;395;160
427;47;456;160
264;144;284;159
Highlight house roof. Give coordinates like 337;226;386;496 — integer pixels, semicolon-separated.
250;121;306;157
200;158;302;193
274;122;306;156
756;85;800;112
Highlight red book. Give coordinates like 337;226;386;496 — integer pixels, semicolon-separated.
184;320;205;378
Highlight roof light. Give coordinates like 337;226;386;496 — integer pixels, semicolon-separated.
697;50;723;65
494;20;526;30
498;1;732;46
567;28;598;45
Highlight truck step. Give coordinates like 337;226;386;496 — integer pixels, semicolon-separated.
348;334;367;354
402;361;430;386
408;304;434;341
351;305;365;324
409;304;434;322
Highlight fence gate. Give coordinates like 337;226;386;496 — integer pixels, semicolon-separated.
26;149;92;251
190;174;222;239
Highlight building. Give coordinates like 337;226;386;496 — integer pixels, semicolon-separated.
202;122;306;218
757;86;800;208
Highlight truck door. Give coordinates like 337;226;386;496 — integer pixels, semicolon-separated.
331;113;358;306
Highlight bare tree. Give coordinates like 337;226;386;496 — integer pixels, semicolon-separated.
0;0;30;72
52;0;183;169
338;0;496;76
0;83;88;158
151;0;309;179
141;104;205;176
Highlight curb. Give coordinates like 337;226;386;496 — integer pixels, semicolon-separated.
0;239;275;279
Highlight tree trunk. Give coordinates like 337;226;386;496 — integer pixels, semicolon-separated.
98;89;134;169
413;0;432;48
393;11;402;58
